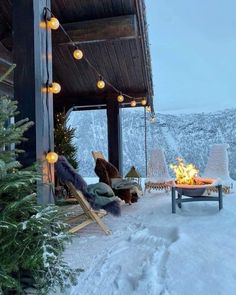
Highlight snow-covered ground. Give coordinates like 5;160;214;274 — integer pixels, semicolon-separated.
58;185;236;295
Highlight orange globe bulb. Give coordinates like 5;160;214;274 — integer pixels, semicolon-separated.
49;82;61;94
47;17;60;30
46;152;58;164
73;49;83;60
117;94;124;103
97;79;105;89
141;98;147;106
131;100;136;107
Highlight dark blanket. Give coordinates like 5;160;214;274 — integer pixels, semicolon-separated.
55;156;121;216
87;182;120;206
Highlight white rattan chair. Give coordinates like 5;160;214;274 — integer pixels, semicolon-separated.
145;148;172;193
203;144;234;194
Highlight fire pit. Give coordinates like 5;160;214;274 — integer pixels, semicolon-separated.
170;159;223;213
175;177;217;197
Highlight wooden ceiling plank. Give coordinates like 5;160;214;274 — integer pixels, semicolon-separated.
53;47;78;93
128;39;145;91
65;44;97;92
116;41;133;90
102;43;122;89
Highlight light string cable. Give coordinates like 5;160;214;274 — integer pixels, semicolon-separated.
44;4;56;199
44;7;142;102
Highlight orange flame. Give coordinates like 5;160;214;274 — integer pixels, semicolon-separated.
170;158;199;185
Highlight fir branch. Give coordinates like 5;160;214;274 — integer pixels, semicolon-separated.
0;96;80;294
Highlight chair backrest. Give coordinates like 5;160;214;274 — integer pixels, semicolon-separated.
203;144;232;182
92;151;105;161
147;148;171;181
66;182;91;211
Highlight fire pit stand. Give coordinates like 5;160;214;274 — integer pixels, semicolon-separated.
171;184;223;213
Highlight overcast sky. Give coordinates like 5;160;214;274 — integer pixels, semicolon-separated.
146;0;236;113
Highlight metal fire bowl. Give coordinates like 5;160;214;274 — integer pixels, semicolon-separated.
176;187;206;197
174;178;218;197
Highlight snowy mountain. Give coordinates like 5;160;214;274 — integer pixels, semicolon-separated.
68;108;236;180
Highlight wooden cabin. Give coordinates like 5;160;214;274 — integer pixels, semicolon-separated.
0;0;153;203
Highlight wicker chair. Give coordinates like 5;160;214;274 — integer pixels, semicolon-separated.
145;148;173;193
203;144;234;194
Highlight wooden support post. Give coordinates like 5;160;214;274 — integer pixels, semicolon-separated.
106;99;123;175
13;0;54;204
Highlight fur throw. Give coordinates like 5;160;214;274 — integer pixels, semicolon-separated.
94;158;121;186
55;156;120;216
94;158;141;204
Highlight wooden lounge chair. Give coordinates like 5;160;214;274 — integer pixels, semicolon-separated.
66;182;112;235
92;151;105;161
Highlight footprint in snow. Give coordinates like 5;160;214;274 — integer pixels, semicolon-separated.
71;226;179;295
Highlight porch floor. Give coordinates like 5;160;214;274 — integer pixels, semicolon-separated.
57;183;236;295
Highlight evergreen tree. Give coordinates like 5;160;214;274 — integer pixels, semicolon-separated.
0;96;80;294
54;112;78;169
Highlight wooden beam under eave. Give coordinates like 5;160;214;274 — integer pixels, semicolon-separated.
53;15;138;45
53;91;148;111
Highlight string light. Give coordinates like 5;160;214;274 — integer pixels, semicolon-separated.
117;94;124;103
131;100;137;107
141;98;147;106
48;82;61;94
47;17;60;30
97;77;105;89
73;48;83;60
46;151;58;164
44;7;151;110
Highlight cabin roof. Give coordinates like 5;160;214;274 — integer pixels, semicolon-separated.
0;0;154;111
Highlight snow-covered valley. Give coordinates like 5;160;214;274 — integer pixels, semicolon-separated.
69;108;236;180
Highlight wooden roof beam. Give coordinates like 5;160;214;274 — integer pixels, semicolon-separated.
54;91;148;112
53;15;138;45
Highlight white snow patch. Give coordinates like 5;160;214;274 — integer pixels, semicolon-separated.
54;185;236;295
